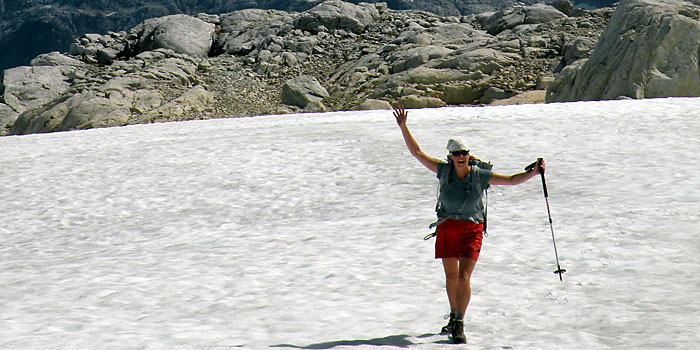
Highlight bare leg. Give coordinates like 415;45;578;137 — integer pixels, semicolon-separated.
442;258;459;311
456;258;477;315
442;257;477;315
442;257;475;343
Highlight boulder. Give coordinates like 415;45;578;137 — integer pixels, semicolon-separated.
437;48;519;73
131;89;164;114
96;47;123;65
10;88;133;134
294;0;380;34
285;36;318;54
389;46;453;74
442;84;485;104
397;94;446;109
281;75;330;109
9;95;71;135
137;53;200;86
219;31;258;55
58;90;133;131
547;0;700;102
484;4;568;35
356;99;393;110
490;90;546;105
30;51;85;68
130;14;215;58
214;10;293;56
136;85;215;123
400;67;473;85
394;22;488;47
479;86;514;104
218;9;284;33
29;52;89;84
425;23;487;46
1;66;70;114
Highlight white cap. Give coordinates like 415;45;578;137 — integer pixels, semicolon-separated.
446;138;469;152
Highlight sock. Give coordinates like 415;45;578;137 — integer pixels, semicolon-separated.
455;311;464;320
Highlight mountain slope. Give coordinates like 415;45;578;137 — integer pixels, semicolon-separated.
0;0;616;71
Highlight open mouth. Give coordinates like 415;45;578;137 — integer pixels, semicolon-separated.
456;159;467;164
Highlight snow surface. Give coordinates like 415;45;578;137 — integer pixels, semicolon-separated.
1;98;699;350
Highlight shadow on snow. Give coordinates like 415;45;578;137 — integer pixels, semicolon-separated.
271;333;452;349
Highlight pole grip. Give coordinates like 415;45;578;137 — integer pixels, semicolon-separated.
535;158;548;198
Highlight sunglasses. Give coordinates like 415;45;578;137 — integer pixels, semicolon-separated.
450;150;470;157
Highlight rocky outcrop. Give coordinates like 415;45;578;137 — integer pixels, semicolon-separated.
546;0;700;101
5;48;211;135
0;0;620;74
1;0;615;136
68;14;216;64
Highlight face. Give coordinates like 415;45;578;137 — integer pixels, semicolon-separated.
450;150;470;167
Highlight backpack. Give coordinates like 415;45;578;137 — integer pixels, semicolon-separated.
424;155;493;240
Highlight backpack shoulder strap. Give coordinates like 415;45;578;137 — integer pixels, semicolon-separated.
470;166;481;193
435;160;452;213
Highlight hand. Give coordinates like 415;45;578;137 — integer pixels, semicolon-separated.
393;105;407;127
525;158;546;173
535;158;546;173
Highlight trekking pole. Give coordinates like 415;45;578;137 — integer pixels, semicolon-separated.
526;158;566;281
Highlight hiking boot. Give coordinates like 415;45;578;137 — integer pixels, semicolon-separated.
440;313;455;334
450;320;466;344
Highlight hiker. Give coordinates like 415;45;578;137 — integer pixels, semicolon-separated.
393;105;545;344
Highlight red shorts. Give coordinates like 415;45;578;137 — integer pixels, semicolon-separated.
435;219;484;261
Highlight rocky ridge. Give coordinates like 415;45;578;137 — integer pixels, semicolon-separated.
1;0;614;135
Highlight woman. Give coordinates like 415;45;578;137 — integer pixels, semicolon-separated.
393;105;545;344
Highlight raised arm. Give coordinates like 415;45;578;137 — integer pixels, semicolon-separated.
394;105;441;173
489;158;545;185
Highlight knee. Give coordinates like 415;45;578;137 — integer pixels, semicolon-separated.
445;272;459;284
458;272;472;284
